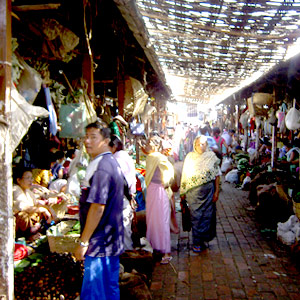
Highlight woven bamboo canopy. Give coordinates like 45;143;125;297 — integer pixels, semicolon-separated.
133;0;300;105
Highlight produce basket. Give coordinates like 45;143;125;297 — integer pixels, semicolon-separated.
51;199;68;219
46;220;80;253
293;200;300;220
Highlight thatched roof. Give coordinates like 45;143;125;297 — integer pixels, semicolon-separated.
127;0;300;105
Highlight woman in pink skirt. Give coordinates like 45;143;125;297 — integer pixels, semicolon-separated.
144;136;174;264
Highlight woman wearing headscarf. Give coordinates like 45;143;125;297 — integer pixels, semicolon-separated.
109;134;137;250
145;136;174;264
180;135;221;252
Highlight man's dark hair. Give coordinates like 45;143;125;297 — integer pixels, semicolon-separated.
66;148;76;158
55;150;65;161
212;127;221;136
86;120;111;139
109;135;123;151
200;126;208;135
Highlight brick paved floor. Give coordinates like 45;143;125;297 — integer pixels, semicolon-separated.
150;178;300;300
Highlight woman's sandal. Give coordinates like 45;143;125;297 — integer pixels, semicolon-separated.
160;256;173;264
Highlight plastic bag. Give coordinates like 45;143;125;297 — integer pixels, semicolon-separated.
59;103;87;138
240;111;249;129
221;157;232;173
10;84;49;151
17;56;42;104
277;215;300;245
225;169;239;183
241;176;251;190
285;100;300;130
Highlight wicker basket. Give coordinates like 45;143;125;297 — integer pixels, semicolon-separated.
293;200;300;219
51;200;68;219
47;220;80;253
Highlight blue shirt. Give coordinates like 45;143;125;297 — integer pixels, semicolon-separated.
79;152;124;257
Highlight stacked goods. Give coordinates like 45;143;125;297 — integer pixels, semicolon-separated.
14;252;84;300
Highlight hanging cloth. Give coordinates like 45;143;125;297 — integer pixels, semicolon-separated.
44;85;58;136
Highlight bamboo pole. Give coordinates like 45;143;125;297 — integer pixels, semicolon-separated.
12;4;61;11
271;125;275;168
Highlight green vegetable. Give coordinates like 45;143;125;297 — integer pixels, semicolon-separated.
237;158;249;171
73;221;80;231
15;259;30;269
28;253;44;260
66;230;80;235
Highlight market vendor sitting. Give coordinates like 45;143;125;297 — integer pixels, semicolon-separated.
13;167;58;240
276;138;300;173
258;136;272;164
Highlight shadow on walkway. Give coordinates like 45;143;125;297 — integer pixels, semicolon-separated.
150;178;300;300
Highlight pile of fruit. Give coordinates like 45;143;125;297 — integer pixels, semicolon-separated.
14;252;84;300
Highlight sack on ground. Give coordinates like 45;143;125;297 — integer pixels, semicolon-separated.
225;169;239;183
221;157;232;173
277;215;300;245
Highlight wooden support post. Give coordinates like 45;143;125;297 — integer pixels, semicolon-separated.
82;53;94;97
0;1;14;299
135;138;140;165
117;76;125;116
271;125;277;169
235;104;240;141
244;127;248;152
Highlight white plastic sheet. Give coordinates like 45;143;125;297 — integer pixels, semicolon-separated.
9;85;49;151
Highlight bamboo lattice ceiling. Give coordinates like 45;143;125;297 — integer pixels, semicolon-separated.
135;0;300;104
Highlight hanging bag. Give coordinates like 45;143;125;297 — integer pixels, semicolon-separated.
285;100;300;130
59;103;87;138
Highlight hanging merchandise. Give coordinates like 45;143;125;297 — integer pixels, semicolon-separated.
9;84;49;152
58;78;97;138
247;93;272;117
59;103;87;138
267;107;276;126
263;119;272;135
276;106;286;134
16;55;43;104
129;118;145;136
111;115;128;139
255;116;263;129
140;103;156;122
44;85;58;136
41;18;79;62
124;76;148;117
285;100;300;130
239;111;249;129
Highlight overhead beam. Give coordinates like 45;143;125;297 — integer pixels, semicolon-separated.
12;4;61;11
140;10;300;40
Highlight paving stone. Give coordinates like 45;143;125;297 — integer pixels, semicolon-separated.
203;288;218;299
150;179;300;299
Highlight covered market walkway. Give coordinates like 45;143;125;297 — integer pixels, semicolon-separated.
150;177;300;300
